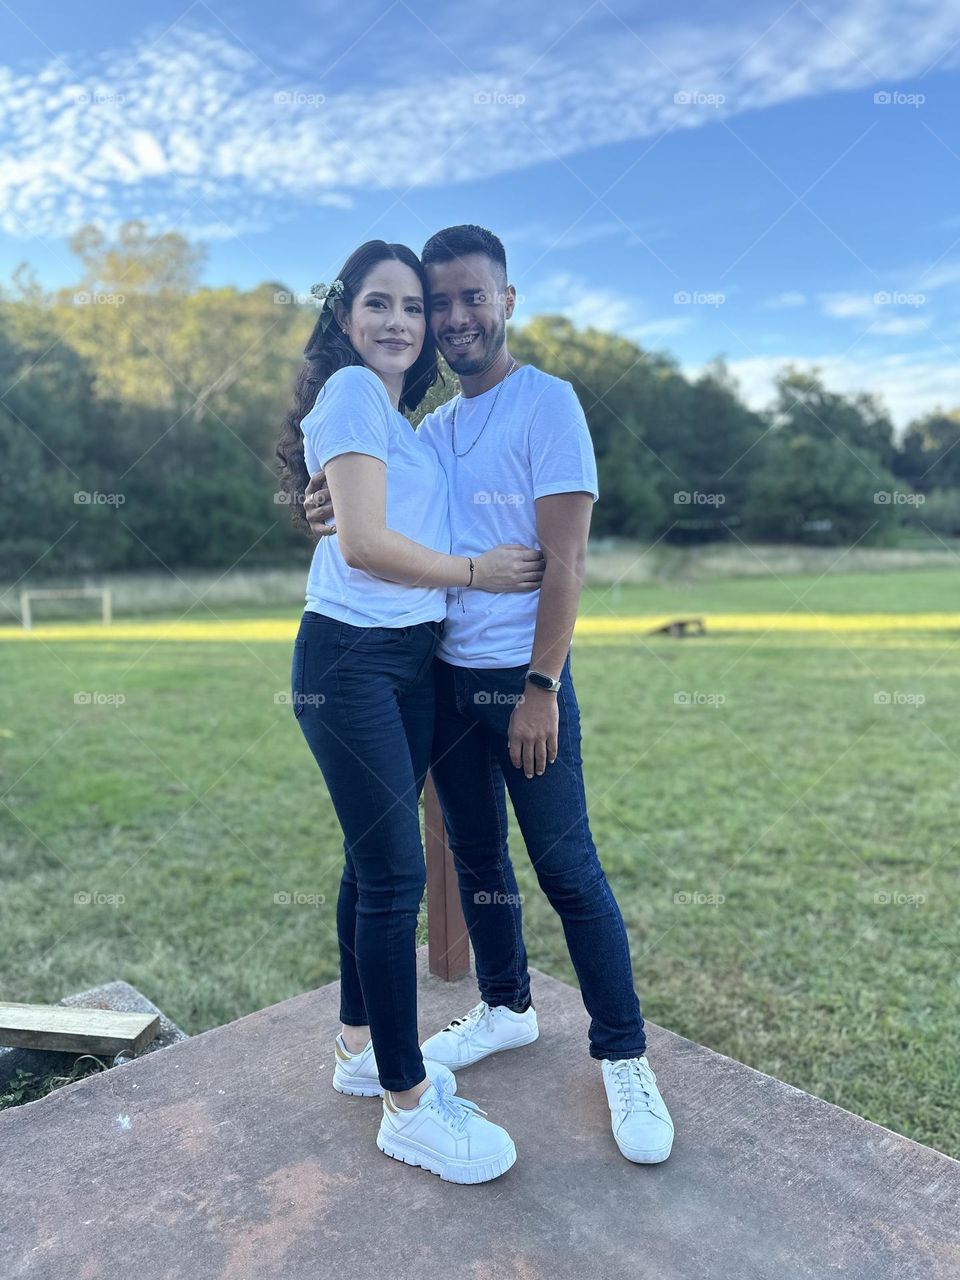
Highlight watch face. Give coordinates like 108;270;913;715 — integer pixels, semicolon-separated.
528;672;557;690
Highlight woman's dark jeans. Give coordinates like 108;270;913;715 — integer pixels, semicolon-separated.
291;610;441;1092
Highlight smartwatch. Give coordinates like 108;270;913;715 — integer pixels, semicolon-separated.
525;669;561;693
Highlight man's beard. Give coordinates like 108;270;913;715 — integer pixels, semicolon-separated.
442;313;507;377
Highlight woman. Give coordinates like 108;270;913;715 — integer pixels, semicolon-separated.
276;240;542;1184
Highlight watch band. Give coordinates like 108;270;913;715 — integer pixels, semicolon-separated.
525;669;561;692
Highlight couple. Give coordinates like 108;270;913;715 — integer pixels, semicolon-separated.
276;224;674;1185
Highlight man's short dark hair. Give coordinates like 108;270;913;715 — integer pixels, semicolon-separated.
421;225;507;285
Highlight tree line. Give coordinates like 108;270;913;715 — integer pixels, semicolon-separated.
2;221;958;579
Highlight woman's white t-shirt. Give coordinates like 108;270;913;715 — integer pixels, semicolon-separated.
301;365;450;627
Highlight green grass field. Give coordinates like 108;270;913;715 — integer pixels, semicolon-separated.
2;564;959;1155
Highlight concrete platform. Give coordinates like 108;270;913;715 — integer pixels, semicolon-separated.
2;950;958;1280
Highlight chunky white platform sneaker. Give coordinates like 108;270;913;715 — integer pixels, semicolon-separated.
601;1055;674;1164
377;1077;517;1184
420;1000;539;1069
332;1035;457;1098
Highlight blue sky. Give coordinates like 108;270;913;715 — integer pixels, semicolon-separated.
1;0;958;428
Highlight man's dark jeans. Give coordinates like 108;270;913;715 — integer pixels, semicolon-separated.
292;610;440;1092
429;652;647;1060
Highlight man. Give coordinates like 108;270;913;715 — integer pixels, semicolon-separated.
304;225;674;1164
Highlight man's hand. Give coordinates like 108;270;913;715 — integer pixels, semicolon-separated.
304;469;336;536
508;686;559;779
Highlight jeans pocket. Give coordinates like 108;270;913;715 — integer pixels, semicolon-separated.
291;637;307;719
338;622;408;652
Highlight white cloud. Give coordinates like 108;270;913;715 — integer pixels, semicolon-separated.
869;315;928;335
625;316;695;342
763;291;807;309
821;292;877;318
818;288;938;337
689;351;960;430
526;270;637;330
0;1;958;238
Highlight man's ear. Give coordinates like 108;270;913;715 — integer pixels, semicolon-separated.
503;283;517;321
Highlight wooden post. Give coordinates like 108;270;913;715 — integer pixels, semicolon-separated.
423;772;470;981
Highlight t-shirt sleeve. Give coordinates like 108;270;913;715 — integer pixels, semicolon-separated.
527;378;599;502
300;367;391;469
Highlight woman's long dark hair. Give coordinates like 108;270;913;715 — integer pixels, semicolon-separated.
276;240;439;533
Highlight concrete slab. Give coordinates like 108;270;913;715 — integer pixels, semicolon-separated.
1;950;957;1280
0;979;188;1092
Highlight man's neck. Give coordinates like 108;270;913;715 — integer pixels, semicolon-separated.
458;345;516;398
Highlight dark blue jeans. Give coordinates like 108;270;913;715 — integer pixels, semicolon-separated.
429;652;647;1060
292;610;441;1092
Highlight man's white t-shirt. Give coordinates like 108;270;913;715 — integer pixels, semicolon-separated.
301;365;449;627
417;364;598;668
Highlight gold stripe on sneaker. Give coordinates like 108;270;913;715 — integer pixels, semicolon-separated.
383;1091;399;1114
334;1040;352;1063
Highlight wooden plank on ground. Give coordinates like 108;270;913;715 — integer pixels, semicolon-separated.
0;1001;159;1055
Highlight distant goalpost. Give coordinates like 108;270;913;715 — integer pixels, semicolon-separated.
20;588;112;631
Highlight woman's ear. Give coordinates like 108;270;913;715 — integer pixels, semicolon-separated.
333;301;348;333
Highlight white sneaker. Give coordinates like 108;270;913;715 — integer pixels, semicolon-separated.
601;1056;675;1164
332;1035;457;1098
377;1077;517;1184
420;1000;539;1069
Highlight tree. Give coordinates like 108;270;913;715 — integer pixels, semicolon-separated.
894;411;960;493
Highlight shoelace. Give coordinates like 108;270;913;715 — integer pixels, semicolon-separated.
428;1079;488;1132
442;1001;491;1042
609;1058;657;1113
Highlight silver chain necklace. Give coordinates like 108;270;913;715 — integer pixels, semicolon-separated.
450;357;519;458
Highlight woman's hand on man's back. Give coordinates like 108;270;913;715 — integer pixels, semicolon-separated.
304;469;336;536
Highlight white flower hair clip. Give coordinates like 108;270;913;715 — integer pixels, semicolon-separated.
310;279;345;304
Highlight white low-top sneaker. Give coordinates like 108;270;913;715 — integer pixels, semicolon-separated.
601;1055;675;1164
377;1077;517;1184
332;1035;457;1098
420;1000;539;1069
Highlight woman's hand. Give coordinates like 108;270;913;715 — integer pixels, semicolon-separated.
473;544;545;593
304;469;336;536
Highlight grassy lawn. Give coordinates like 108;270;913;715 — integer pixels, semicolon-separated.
1;567;959;1157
